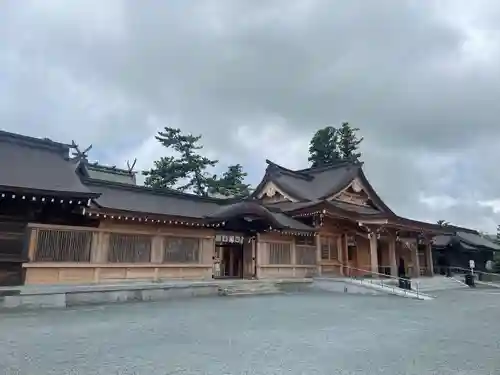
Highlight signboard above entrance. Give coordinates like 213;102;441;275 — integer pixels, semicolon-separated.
215;234;245;245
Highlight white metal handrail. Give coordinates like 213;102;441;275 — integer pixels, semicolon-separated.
322;264;423;298
447;266;500;282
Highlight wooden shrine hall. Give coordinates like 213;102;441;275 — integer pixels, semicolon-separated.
0;130;464;286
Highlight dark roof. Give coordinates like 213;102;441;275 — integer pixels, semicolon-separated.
84;179;315;231
84;178;225;219
78;161;136;185
433;232;500;251
205;201;315;232
266;199;384;220
0;130;97;198
252;160;393;214
457;231;500;251
432;235;453;247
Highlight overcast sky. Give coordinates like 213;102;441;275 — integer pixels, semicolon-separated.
1;0;500;232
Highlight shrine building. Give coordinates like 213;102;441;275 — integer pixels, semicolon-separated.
0;130;468;286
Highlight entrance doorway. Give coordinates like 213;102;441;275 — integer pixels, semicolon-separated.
215;244;243;278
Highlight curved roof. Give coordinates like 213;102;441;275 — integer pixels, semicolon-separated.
253;159;393;214
205;201;315;231
433;231;500;251
0;131;97;198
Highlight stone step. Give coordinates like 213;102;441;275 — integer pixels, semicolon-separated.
218;283;282;297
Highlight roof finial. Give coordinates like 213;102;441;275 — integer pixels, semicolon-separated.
126;158;137;174
71;140;92;160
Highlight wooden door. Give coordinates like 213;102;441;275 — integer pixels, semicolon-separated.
242;240;254;279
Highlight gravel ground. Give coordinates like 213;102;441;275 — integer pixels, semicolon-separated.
1;289;500;375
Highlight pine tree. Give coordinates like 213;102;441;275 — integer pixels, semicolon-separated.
308;126;341;167
337;122;363;161
208;164;251;198
308;123;364;167
143;127;218;195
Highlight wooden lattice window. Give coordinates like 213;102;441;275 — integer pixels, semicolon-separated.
163;237;200;263
321;236;338;261
295;236;316;246
296;246;316;265
108;234;152;263
269;242;292;264
35;229;92;262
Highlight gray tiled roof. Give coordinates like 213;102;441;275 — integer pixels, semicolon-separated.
432;232;500;251
432;235;453;247
268;161;359;201
265;199;382;217
265;201;322;212
0;131;95;197
80;161;136;185
270;212;315;231
457;231;500;251
327;200;382;215
87;180;224;218
254;160;393;215
205;201;315;231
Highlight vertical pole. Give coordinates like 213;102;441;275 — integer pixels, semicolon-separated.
388;236;397;277
316;234;322;276
369;234;378;276
339;234;346;276
413;242;420;278
256;233;262;279
426;241;434;276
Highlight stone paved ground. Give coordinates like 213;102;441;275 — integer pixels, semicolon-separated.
1;289;500;375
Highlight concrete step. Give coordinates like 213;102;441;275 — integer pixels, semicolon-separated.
413;276;468;292
218;282;282;297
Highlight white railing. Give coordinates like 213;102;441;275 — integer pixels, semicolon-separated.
446;266;500;284
320;264;426;299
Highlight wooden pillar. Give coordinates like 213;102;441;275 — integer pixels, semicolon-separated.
256;233;262;279
91;232;109;263
252;237;257;278
316;234;322;276
426;241;434;276
369;234;378;275
27;228;38;261
150;235;163;263
339;234;346;276
412;242;420;278
388;237;397;277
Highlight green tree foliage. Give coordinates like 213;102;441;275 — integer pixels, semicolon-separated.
143;127;252;197
308;123;363;167
208;164;251;198
308;126;341;167
337;122;363;161
143;127;218;195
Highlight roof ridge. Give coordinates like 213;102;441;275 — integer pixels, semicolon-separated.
84;160;135;176
82;177;241;204
295;160;363;174
265;160;313;181
0;129;70;157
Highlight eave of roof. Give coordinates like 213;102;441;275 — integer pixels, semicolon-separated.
84;177;236;204
82;177;242;220
204;201;316;232
0;131;99;199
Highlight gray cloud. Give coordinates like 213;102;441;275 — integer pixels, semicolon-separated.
1;0;500;231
